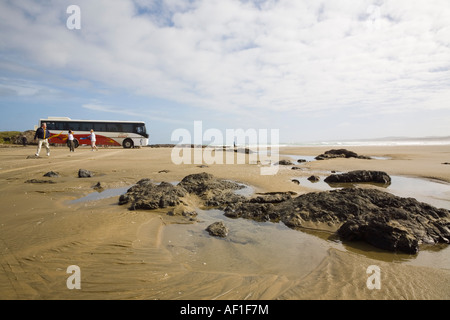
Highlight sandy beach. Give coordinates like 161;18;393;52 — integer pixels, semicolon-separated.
0;144;449;300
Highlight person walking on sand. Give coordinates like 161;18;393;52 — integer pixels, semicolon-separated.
89;129;98;151
68;130;75;152
34;122;51;157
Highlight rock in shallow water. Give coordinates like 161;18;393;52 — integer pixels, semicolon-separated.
224;187;450;253
206;221;229;237
118;172;450;254
324;170;391;185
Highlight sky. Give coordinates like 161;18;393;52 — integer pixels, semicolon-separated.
0;0;450;144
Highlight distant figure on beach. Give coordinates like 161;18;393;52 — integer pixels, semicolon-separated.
68;130;75;152
34;123;51;157
21;135;27;147
89;129;98;151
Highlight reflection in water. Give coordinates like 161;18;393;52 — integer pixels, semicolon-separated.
69;186;131;204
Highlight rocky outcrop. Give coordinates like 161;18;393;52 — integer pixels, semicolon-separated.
118;172;450;253
178;172;246;207
119;179;188;210
119;173;246;211
238;188;449;254
324;170;391;185
315;149;371;160
335;189;450;254
223;187;450;253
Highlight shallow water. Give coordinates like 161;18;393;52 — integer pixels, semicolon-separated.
69;186;131;204
69;174;450;271
163;208;344;279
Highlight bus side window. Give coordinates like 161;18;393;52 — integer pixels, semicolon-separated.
122;124;132;133
107;124;117;132
71;123;80;131
93;123;101;132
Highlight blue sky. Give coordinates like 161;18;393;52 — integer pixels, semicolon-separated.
1;0;450;144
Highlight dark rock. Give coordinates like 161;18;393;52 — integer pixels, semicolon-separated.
324;170;391;185
43;171;59;178
206;221;229;237
119;179;188;210
179;172;246;207
297;159;307;163
92;182;103;190
338;219;419;254
179;173;241;195
224;202;278;222
25;179;56;184
315;149;370;160
291;179;300;185
116;172;450;254
315;153;346;160
307;175;320;182
291;166;303;170
158;169;170;173
277;159;294;165
277;188;450;254
250;192;296;204
78;169;94;178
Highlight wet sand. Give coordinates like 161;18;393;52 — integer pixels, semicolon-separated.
0;144;449;300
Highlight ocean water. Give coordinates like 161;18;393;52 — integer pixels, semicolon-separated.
282;136;450;147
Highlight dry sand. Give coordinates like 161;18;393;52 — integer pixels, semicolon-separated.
0;144;449;300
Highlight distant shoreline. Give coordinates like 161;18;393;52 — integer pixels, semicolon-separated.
2;130;450;148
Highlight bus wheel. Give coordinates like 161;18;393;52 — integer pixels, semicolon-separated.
123;139;134;149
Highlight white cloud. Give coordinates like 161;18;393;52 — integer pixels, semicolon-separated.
82;103;188;125
1;0;450;139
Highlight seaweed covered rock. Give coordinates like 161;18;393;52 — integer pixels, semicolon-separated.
178;172;246;207
279;188;450;254
315;149;370;160
119;179;188;210
324;170;391;185
118;173;450;254
206;221;229;237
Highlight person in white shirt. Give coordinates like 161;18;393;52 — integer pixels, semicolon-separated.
68;130;75;152
89;129;98;151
